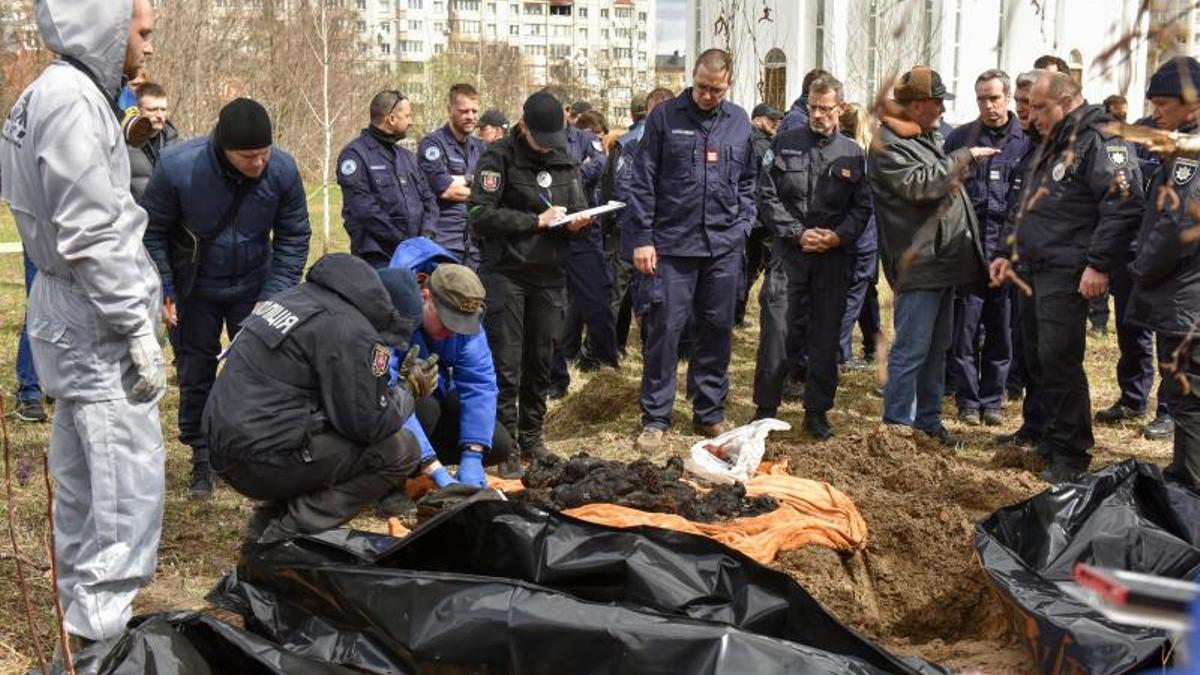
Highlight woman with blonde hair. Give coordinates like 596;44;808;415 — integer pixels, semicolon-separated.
837;101;884;369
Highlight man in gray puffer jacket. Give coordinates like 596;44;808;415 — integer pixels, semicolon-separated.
870;66;997;445
0;0;166;648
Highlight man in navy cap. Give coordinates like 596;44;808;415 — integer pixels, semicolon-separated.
143;97;311;500
625;48;756;452
1127;56;1200;489
337;89;438;269
418;83;487;267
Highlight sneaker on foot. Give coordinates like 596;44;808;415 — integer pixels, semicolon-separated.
982;409;1004;426
1144;415;1175;440
636;426;666;453
692;420;727;438
14;398;47;423
959;410;981;426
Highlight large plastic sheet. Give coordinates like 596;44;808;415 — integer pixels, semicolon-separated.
975;459;1200;674
40;611;358;675
213;500;943;675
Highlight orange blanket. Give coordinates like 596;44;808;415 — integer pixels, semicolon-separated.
390;462;867;564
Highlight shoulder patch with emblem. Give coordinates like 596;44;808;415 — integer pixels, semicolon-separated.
1106;144;1128;167
371;344;390;377
340;158;357;176
481;170;501;192
425;145;442;161
1175;159;1199;186
592;138;604;153
1052;162;1066;182
761;148;774;167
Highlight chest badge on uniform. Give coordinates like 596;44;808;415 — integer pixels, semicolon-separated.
761;148;774;167
371;344;390;377
1174;159;1199;185
1052;162;1066;182
481;170;501;192
1106;145;1128;167
340;158;357;176
425;145;442;161
536;171;553;188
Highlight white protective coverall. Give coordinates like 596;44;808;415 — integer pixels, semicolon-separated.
0;0;166;641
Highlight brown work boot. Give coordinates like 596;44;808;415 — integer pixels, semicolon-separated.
692;420;727;438
635;426;666;453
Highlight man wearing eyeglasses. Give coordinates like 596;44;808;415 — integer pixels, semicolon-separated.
625;48;756;453
128;81;179;204
752;76;871;439
339;89;439;270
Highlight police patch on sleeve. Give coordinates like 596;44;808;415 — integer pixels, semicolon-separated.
1175;159;1199;185
481;170;501;192
592;138;604;153
761;148;774;167
425;145;442;162
340;158;357;176
1106;144;1128;167
1052;162;1066;182
371;344;390;377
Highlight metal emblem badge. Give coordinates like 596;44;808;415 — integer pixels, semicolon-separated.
536;171;553;188
1175;159;1198;185
1052;162;1066;182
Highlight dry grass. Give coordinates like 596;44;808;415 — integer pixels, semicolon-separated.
0;194;1171;673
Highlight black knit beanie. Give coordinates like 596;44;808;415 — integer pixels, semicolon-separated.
215;98;273;150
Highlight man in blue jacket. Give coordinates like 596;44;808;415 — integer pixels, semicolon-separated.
417;83;487;266
338;89;438;269
143;97;311;500
625;49;756;452
944;69;1028;427
777;68;830;135
389;238;512;484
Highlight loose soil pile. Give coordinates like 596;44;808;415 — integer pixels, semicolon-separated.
518;453;778;522
771;424;1044;672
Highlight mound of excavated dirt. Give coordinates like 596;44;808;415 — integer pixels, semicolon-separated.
772;425;1044;671
518;453;778;522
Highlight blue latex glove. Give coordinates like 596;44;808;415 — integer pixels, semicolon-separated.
456;449;488;489
429;465;459;489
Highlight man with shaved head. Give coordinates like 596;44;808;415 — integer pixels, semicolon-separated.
989;70;1144;483
0;0;166;649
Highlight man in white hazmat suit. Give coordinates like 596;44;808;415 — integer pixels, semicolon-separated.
0;0;166;646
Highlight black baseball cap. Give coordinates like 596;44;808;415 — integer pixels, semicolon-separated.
751;103;784;120
480;109;510;129
523;91;568;150
571;100;592;114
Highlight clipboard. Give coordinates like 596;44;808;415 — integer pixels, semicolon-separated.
549;201;627;227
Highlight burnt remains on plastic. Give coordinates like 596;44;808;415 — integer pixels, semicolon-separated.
518;453;777;523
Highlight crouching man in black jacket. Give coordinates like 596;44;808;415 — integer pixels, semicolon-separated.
203;253;425;543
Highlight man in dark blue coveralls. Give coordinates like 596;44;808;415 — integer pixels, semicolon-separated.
418;83;487;267
338;89;438;269
626;49;756;453
944;69;1028;427
547;86;616;398
752;75;871;439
